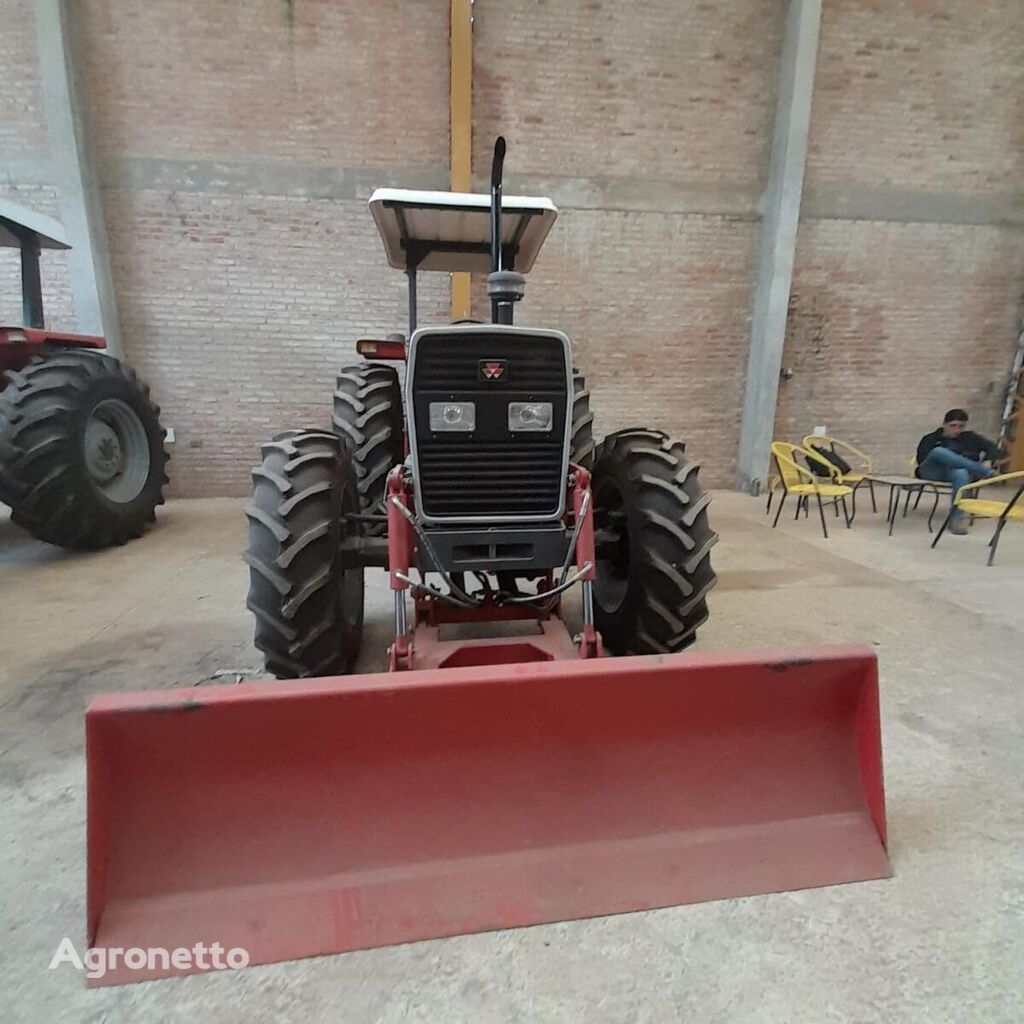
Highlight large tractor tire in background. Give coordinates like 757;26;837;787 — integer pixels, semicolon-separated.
0;432;24;508
571;371;596;469
590;428;718;654
332;363;404;535
0;350;168;549
245;429;364;679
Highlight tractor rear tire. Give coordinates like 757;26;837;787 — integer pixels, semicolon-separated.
0;350;168;549
245;429;364;679
571;372;596;469
0;432;24;507
590;428;717;654
332;362;403;536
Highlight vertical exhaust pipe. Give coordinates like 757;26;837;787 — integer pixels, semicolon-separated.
487;136;524;324
490;136;506;279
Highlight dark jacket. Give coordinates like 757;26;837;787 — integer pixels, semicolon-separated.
915;428;1000;475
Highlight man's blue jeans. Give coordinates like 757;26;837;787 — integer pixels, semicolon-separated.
918;447;994;513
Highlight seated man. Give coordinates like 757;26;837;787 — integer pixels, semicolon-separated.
916;408;1000;535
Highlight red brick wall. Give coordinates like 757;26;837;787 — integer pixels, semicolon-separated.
102;189;447;496
77;0;450;168
521;212;759;483
1;0;1021;494
471;0;779;184
0;0;74;331
777;220;1022;471
0;0;45;152
472;0;782;484
76;0;450;495
0;187;74;331
0;191;74;335
779;0;1024;471
808;0;1022;194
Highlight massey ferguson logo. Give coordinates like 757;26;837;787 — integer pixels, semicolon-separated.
479;359;508;381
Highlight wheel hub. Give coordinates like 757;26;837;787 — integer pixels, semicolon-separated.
83;398;152;503
85;419;124;482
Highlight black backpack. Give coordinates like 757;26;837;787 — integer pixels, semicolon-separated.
806;444;851;478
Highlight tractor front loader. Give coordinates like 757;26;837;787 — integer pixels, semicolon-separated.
85;140;887;985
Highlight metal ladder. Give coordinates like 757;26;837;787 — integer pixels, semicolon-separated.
998;315;1024;472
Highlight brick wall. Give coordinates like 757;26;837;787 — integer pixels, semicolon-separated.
0;0;45;153
0;190;74;331
520;211;759;483
779;0;1024;471
1;0;1021;494
471;0;778;184
77;0;450;168
102;188;447;495
777;220;1022;470
0;0;74;330
472;0;782;484
76;0;450;494
807;0;1022;194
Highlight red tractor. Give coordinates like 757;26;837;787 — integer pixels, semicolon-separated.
84;141;887;986
244;138;718;675
0;201;167;549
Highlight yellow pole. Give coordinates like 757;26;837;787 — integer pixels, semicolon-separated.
450;0;472;319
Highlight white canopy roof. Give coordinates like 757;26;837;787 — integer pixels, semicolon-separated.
368;188;557;274
0;198;70;250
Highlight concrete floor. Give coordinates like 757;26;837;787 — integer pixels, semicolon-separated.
2;491;1022;1022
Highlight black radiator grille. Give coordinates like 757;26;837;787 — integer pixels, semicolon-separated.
411;331;569;519
417;441;565;516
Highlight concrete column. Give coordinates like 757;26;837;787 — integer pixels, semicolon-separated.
736;0;822;493
34;0;122;357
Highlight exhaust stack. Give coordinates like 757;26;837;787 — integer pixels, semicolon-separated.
487;136;526;324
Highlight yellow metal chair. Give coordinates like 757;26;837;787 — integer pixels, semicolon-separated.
909;451;1013;524
769;442;854;538
764;472;781;516
802;434;877;514
897;454;952;522
931;471;1024;565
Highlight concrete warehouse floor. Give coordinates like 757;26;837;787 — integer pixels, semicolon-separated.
1;490;1022;1023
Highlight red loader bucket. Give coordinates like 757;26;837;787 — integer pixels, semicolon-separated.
86;644;887;985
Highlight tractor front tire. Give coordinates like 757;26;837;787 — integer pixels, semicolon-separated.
590;428;718;654
571;372;596;469
0;350;168;549
245;429;364;678
332;363;403;535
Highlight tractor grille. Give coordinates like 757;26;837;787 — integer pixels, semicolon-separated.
417;440;565;516
410;329;570;521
